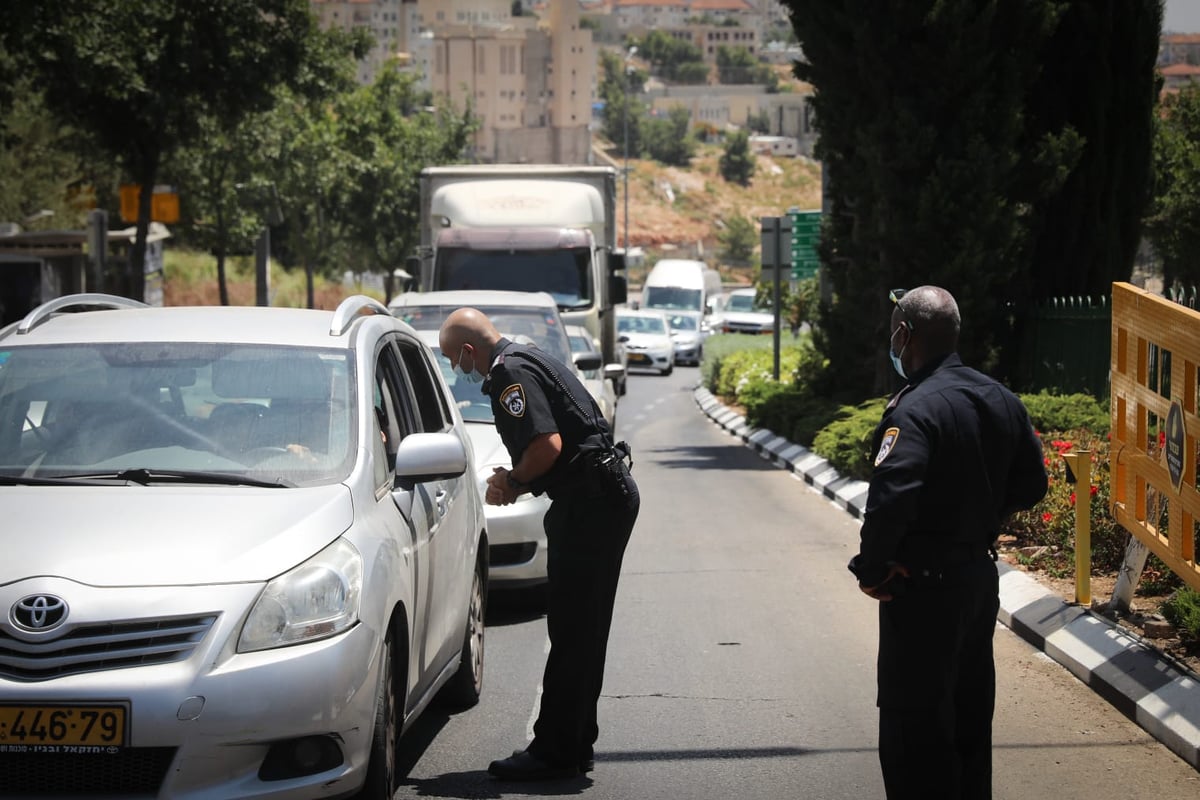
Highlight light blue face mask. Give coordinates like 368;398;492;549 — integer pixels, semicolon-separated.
889;326;908;380
454;346;484;385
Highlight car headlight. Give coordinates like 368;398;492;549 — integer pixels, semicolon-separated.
238;538;363;653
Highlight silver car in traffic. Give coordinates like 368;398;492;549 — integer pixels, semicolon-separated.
0;294;487;799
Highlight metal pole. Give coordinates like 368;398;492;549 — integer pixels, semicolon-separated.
623;46;636;253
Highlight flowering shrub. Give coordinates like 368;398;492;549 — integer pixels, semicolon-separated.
1003;429;1127;573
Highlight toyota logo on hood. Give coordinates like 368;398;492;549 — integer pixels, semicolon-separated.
11;595;69;632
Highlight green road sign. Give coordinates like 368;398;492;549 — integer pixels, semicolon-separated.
789;210;821;280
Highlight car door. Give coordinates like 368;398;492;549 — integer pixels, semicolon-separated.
392;336;474;676
372;337;442;706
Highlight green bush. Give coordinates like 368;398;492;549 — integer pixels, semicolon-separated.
1162;588;1200;640
811;397;889;481
1019;392;1110;435
701;333;775;393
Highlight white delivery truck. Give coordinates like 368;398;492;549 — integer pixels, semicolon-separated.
641;259;722;318
413;165;628;393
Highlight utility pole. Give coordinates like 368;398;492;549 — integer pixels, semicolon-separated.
623;45;637;253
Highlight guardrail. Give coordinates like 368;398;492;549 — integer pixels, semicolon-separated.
1110;282;1200;592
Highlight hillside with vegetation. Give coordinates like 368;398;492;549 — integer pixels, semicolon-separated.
602;141;822;284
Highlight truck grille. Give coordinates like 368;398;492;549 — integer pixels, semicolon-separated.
0;615;217;681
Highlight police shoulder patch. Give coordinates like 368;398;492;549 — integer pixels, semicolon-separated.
874;427;900;466
500;383;526;417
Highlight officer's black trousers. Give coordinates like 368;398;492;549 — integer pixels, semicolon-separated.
527;467;639;767
876;556;999;800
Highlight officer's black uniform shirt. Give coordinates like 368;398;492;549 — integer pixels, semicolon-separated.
854;353;1048;587
482;337;611;497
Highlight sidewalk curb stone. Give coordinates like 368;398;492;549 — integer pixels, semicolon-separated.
694;386;1200;769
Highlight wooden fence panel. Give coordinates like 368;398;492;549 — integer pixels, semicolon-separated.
1111;282;1200;591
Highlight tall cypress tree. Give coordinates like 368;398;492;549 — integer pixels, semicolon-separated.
1022;1;1162;298
784;0;1065;397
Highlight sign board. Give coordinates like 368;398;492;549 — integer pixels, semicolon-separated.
1167;399;1185;493
119;185;181;225
789;209;821;280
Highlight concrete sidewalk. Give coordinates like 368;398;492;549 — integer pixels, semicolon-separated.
694;386;1200;769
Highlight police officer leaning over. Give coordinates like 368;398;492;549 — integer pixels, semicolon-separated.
439;307;640;781
848;286;1048;800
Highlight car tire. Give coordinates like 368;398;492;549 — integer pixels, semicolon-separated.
661;363;673;376
355;631;399;799
437;553;486;709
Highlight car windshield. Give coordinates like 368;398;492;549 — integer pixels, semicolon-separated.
393;304;572;364
0;343;355;486
429;346;494;423
726;293;764;312
643;286;702;312
618;315;666;335
435;248;594;309
668;314;699;332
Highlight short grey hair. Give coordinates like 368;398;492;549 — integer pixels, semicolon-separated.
897;286;960;348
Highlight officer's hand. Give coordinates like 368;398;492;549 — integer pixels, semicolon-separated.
485;467;516;506
859;563;910;602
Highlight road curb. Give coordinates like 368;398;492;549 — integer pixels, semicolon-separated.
694;386;1200;769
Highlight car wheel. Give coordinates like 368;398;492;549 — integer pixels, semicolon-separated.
437;554;486;709
661;363;673;376
355;632;399;799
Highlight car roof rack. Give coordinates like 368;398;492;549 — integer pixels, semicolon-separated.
17;293;149;336
330;295;392;337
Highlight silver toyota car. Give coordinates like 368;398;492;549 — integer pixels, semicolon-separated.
0;294;487;799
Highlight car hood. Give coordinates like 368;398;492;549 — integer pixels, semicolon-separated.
464;423;510;471
723;311;774;324
2;485;353;586
621;332;672;349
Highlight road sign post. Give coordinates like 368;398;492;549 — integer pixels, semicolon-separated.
760;216;791;381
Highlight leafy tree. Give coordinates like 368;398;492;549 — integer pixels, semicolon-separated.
599;51;647;157
644;106;697;167
747;109;772;134
720;130;756;186
4;0;352;303
0;57;90;230
716;46;759;84
634;30;706;83
785;0;1079;397
1144;85;1200;287
717;212;758;266
335;66;476;301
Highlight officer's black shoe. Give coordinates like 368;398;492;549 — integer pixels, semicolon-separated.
488;750;578;780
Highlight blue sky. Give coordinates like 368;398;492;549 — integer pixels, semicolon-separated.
1165;0;1200;33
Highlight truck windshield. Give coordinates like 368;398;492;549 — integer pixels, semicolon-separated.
643;286;702;312
436;248;594;310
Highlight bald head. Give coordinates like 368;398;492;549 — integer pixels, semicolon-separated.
890;285;960;376
440;307;503;375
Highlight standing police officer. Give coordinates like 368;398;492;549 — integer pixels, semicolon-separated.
439;307;640;781
849;286;1048;799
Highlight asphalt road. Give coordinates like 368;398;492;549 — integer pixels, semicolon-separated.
392;364;1200;800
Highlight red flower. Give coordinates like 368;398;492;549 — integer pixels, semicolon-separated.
1090;485;1098;496
1042;512;1053;523
1069;492;1076;506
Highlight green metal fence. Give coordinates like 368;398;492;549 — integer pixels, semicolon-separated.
1016;295;1111;398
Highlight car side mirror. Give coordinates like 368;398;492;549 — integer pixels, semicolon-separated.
573;351;603;372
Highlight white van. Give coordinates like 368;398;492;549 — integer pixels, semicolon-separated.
641;259;721;317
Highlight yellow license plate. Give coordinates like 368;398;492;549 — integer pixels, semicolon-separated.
628;353;650;364
0;704;127;748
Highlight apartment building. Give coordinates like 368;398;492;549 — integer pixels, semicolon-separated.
310;0;418;85
646;82;816;155
418;0;596;163
1160;33;1200;68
